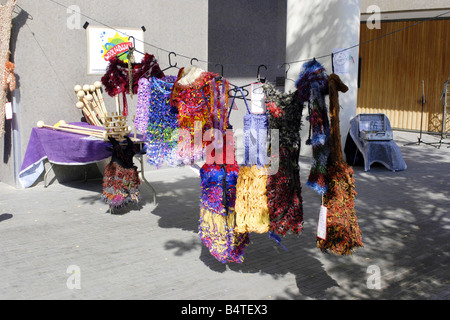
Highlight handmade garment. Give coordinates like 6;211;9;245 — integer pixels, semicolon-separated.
101;53;164;116
0;0;16;137
296;59;330;195
317;74;363;255
234;87;270;234
199;161;250;263
170;66;229;164
102;137;141;210
263;82;304;236
199;121;250;263
135;75;178;167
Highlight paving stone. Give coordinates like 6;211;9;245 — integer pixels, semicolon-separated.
0;131;449;300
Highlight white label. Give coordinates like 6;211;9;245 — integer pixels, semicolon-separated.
5;102;12;120
250;82;265;114
332;48;350;74
317;205;327;240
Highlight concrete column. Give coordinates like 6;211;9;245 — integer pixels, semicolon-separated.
286;0;361;156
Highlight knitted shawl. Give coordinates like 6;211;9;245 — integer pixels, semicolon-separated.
296;59;330;195
317;73;363;255
101;53;164;116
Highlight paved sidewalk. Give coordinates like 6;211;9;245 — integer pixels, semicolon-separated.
0;130;449;300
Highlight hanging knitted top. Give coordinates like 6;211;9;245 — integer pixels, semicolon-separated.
234;86;270;234
237;87;268;167
170;67;229;164
263;82;303;150
263;82;305;236
135;75;178;168
101;53;164;116
295;59;330;195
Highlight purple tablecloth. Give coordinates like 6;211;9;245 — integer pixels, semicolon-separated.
19;122;114;188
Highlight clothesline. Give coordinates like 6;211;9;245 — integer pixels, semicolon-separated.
45;0;450;69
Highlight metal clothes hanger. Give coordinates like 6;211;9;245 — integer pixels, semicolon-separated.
116;36;145;59
257;64;267;83
162;51;179;72
280;62;295;82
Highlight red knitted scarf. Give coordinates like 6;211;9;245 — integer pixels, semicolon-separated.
101;53;164;116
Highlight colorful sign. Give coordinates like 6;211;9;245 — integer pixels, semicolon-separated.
87;26;144;74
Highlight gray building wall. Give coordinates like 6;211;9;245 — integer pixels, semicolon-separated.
208;0;287;162
1;0;209;187
2;0;362;187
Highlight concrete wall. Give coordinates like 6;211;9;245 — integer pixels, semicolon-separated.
286;0;362;156
208;0;287;161
1;0;208;187
1;0;363;187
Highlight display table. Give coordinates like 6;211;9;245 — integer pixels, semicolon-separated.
18;122;156;202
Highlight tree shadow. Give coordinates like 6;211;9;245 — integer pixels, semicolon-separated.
149;163;341;299
151;129;450;300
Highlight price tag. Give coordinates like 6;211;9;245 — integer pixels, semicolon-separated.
5;102;12;120
317;205;327;240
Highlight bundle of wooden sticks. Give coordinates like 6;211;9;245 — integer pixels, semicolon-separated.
74;81;108;126
36;118;133;142
37;120;108;140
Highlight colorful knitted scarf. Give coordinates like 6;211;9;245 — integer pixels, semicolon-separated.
135;75;178;168
296;59;330;195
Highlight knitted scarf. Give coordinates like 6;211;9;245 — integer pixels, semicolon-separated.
317;73;363;255
101;53;164;116
135;75;178;168
296;59;330;195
